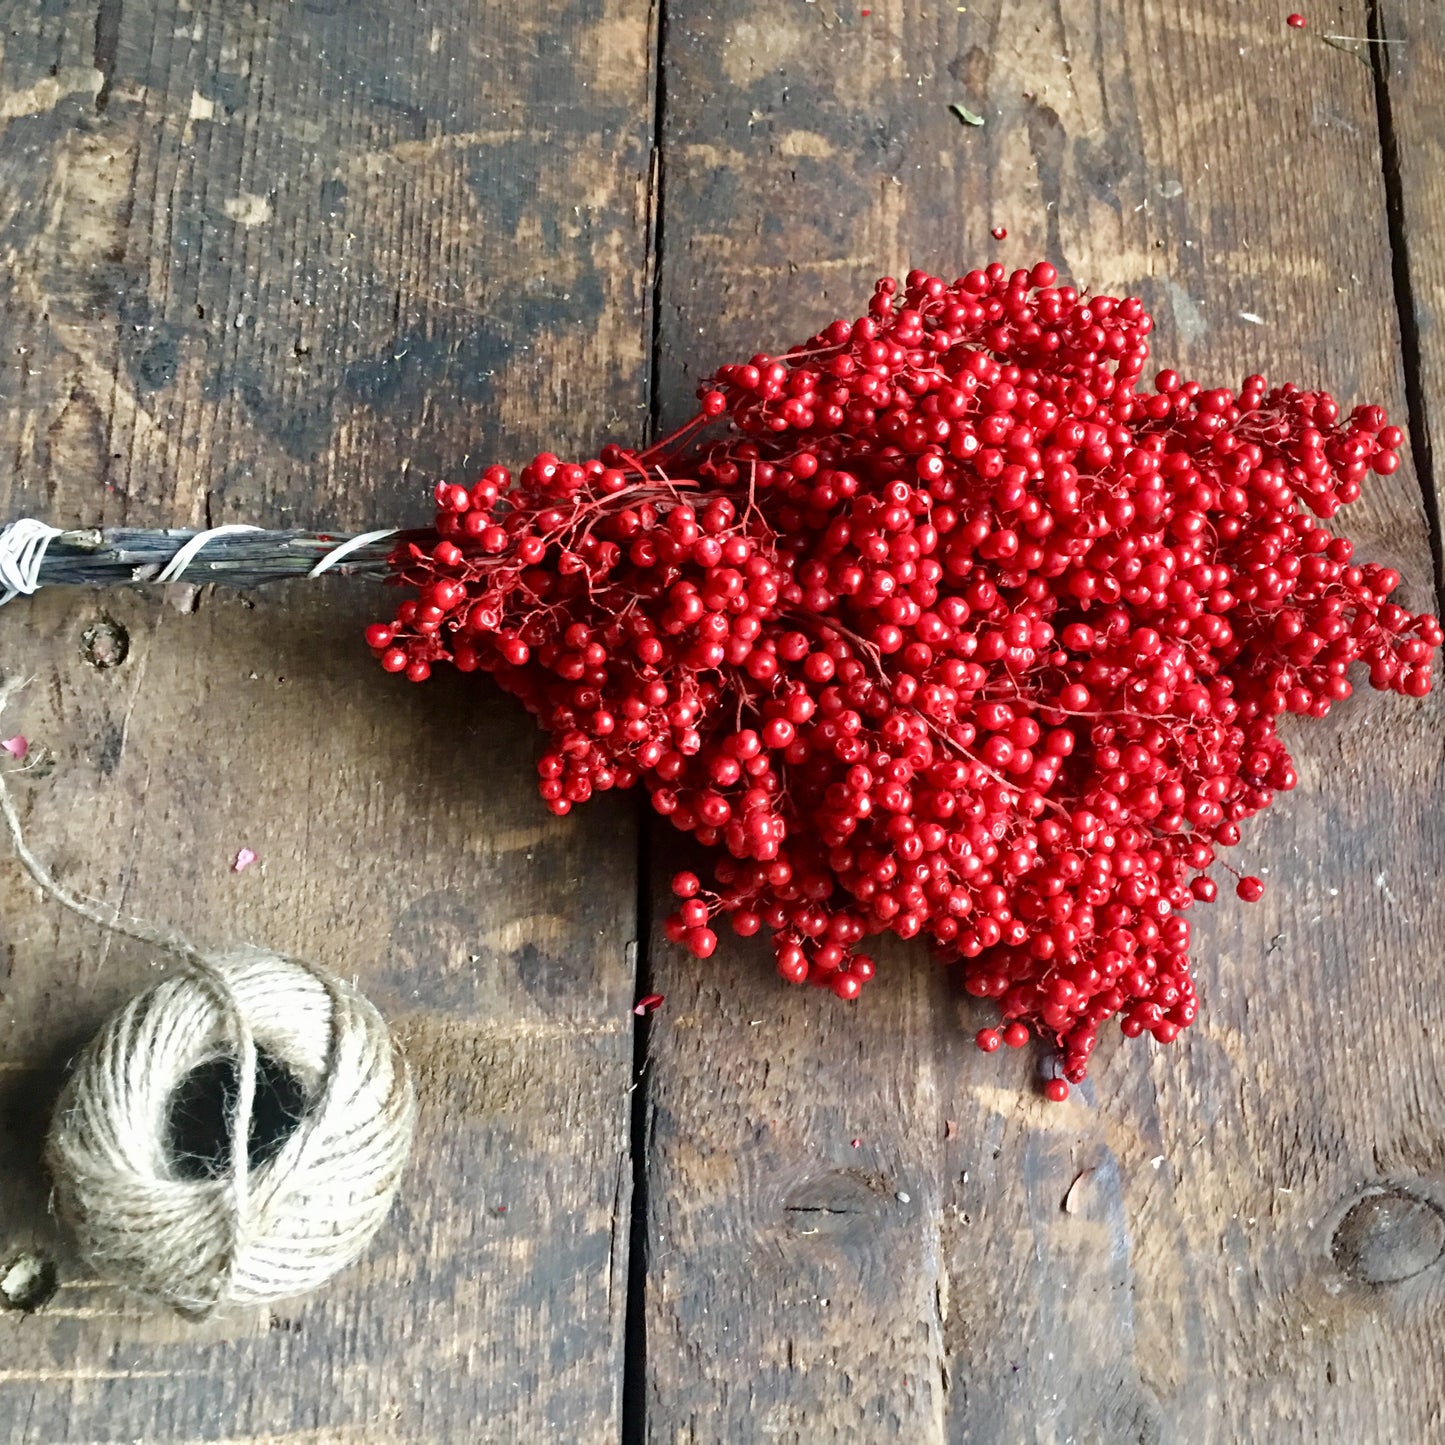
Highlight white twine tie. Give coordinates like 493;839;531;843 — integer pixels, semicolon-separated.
0;519;64;604
0;519;400;601
307;528;400;577
153;524;266;583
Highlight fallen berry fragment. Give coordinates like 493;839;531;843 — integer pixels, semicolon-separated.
1063;1168;1093;1211
1;736;27;760
233;847;257;872
633;993;665;1016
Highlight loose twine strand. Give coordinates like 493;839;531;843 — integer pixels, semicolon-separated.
0;518;400;600
0;680;416;1315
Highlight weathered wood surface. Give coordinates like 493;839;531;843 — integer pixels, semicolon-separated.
2;1;1444;1442
641;2;1445;1440
0;1;654;1441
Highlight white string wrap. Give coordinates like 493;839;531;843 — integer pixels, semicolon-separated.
307;528;399;577
0;519;401;600
153;524;266;583
0;519;64;604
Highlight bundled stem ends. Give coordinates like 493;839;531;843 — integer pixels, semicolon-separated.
27;528;404;590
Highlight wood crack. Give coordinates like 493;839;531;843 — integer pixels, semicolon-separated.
1368;0;1444;616
93;0;122;114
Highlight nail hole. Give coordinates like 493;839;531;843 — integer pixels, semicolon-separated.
1;1253;59;1312
80;617;129;669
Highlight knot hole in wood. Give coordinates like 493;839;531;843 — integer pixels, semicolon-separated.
781;1168;893;1242
1331;1186;1445;1286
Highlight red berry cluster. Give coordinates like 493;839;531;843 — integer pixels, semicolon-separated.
367;265;1440;1095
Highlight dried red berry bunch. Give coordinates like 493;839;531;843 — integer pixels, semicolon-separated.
367;264;1441;1095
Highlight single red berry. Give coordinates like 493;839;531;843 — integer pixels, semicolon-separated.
761;717;795;749
976;1027;1002;1053
1044;1079;1069;1103
1287;13;1306;28
777;949;808;985
685;926;718;959
672;871;701;899
1236;876;1265;903
991;225;1007;240
1003;1021;1030;1049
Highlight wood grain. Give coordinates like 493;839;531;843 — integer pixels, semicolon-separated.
640;2;1445;1439
0;0;654;1440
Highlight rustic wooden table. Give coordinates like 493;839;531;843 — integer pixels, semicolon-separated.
2;2;1443;1440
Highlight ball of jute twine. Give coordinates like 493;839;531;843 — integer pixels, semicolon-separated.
0;679;416;1316
46;948;416;1316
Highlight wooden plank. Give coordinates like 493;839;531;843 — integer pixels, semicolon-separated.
0;1;654;1440
641;2;1445;1439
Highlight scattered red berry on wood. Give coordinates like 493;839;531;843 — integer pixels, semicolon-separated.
1044;1078;1070;1103
1236;875;1265;902
1287;13;1307;28
991;226;1008;240
1003;1021;1032;1050
370;265;1440;1089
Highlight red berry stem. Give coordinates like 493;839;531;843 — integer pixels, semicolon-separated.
370;265;1441;1090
